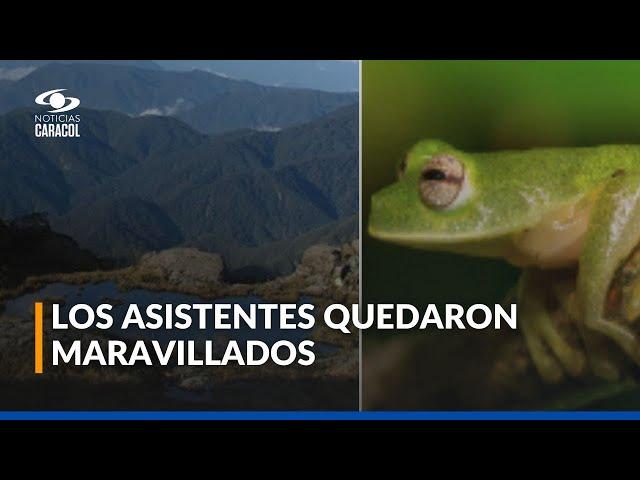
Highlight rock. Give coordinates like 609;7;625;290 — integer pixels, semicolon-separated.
137;248;224;287
321;349;359;379
302;285;324;296
178;375;209;391
299;245;338;277
305;274;324;286
342;241;356;257
285;241;359;301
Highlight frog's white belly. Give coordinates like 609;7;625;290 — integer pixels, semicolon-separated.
508;198;593;269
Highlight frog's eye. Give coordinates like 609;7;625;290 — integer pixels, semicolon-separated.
419;154;465;210
397;156;408;179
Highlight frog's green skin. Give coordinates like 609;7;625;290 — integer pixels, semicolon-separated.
369;140;640;382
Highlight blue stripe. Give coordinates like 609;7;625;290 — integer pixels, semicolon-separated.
1;411;640;420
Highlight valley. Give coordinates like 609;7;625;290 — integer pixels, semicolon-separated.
0;104;358;279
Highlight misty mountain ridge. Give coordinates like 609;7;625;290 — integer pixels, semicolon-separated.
0;60;161;81
0;105;358;279
162;60;359;92
0;63;357;135
0;60;357;93
0;60;161;70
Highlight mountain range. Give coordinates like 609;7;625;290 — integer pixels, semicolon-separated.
0;63;357;134
0;60;161;81
0;105;358;279
0;60;357;92
155;60;359;92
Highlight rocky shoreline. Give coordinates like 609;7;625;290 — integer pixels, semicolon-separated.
0;240;359;409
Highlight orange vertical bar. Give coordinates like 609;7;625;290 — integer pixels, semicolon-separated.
34;302;43;374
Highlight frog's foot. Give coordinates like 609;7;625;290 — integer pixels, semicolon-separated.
583;317;640;365
519;311;564;383
617;247;640;323
552;282;620;380
575;171;640;369
518;271;586;382
579;326;621;381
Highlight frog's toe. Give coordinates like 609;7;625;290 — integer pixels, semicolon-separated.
536;352;566;384
521;322;565;383
589;355;621;381
562;349;587;377
539;311;587;377
541;331;586;378
584;316;640;366
575;324;622;380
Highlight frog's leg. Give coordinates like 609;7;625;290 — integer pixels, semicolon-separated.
621;276;640;323
618;246;640;323
577;171;640;366
552;281;620;380
518;270;586;382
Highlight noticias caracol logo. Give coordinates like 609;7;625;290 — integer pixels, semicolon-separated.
33;89;81;138
35;89;80;113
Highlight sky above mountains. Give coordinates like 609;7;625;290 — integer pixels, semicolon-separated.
0;60;359;93
154;60;359;92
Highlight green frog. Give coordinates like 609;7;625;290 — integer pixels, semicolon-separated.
369;140;640;382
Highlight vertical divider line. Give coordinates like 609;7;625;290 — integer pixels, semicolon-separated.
358;59;363;412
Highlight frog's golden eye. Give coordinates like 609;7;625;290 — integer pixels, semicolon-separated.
419;154;465;210
397;156;408;179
